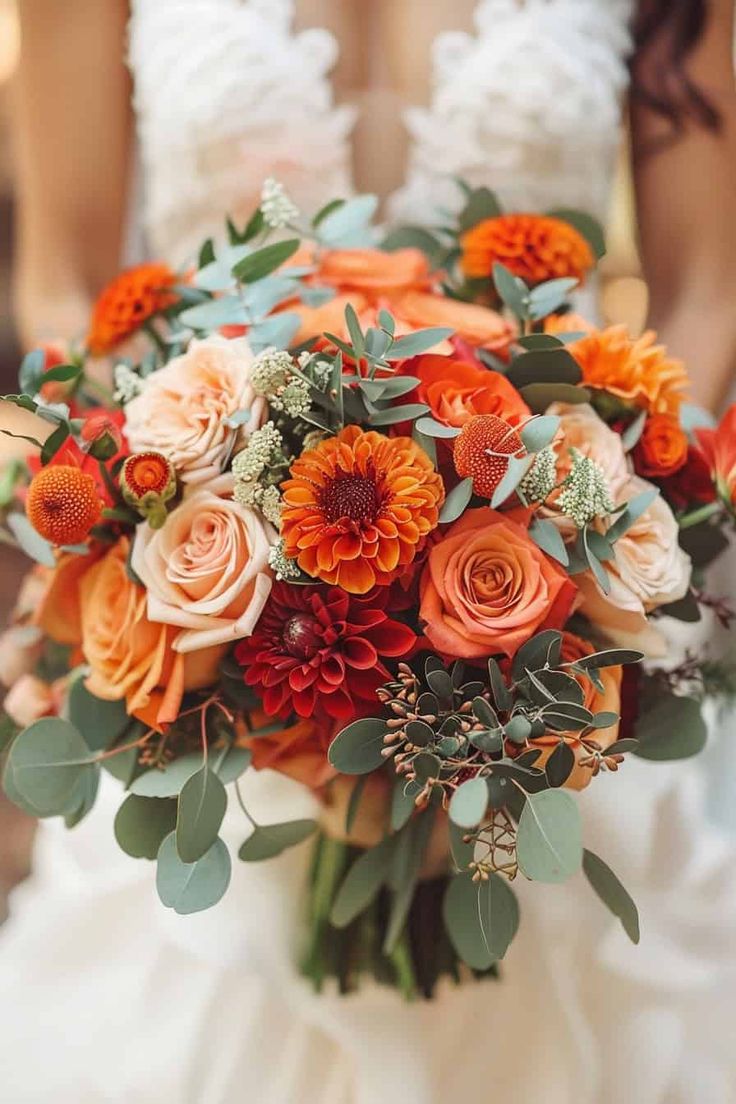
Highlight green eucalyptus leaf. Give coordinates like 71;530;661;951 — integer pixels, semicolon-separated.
232;239;300;283
176;766;228;863
178;295;249;330
328;718;388;775
520;382;590;414
583;848;640;943
545;741;575;787
7;513;55;567
492;263;529;318
527;277;579;320
317;195;378;247
512;630;563;679
490;454;534;508
383;809;435;953
238;818;318;862
67;680;130;753
449;776;489;828
634;693;707;761
330;837;394;928
369;402;430;426
415;416;461;439
519;414;560;453
115;794;177;859
443;870;519;969
488;658;512;712
156;832;231;914
439;477;474;523
7;718;95;816
391;778;417;831
458;186;502;231
517;789;583;882
385;328;454;360
529;517;569;566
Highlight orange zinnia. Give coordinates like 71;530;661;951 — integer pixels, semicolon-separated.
460;214;594;286
87;262;178;355
281;425;444;594
26;464;102;546
570;325;689;415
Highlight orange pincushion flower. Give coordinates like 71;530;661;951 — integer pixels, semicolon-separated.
26;464;102;546
461;214;594;286
121;452;174;499
453;414;525;499
281;425;444;594
570;325;689;415
87;262;177;355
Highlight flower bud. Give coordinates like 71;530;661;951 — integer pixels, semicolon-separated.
80;413;123;461
120;452;176;529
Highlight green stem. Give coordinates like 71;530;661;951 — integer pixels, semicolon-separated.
388;926;417;1001
679;501;722;530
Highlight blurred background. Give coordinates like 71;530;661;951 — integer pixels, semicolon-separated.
0;0;650;916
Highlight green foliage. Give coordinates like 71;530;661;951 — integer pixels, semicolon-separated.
439;477;473;523
634;692;707;760
115;795;177;860
67;681;130;753
583;849;640;944
443;871;519;969
231;239;301;283
156;832;231;914
328;718;388;775
516;789;583;883
238;818;318;861
330;837;395;928
176;766;228;863
5;718;97;817
507;348;582;390
448;777;489;828
458;186;502;231
129;745;251;797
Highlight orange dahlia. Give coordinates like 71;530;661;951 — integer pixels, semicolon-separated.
453;414;525;499
26;464;102;546
460;214;594;286
570;325;689;415
280;425;444;594
87;262;178;355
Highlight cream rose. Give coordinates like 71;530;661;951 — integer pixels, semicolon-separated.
124;335;266;484
130;474;275;653
577;475;691;655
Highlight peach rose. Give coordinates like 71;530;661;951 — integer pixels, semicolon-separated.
391;290;515;356
316;248;432;299
3;674;61;729
528;632;622;791
79;538;222;730
411;353;530;430
37;549;104;647
576;475;691;655
419;507;577;660
124;335;266;485
130;474;274;653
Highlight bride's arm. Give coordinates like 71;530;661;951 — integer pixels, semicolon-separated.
14;0;131;350
631;0;736;413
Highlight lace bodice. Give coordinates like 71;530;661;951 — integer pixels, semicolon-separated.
129;0;635;266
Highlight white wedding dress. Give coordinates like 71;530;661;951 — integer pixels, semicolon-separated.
2;2;736;1101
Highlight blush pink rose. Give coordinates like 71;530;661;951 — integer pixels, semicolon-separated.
124;335;266;485
130;474;275;653
419;507;577;660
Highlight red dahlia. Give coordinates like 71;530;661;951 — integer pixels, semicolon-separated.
235;583;416;720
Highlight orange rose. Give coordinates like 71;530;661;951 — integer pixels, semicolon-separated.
78;538;222;730
412;353;530;430
37;549;104;646
419;507;577;660
316;248;432;300
634;414;688;478
389;291;515;356
528;632;622;791
239;715;336;790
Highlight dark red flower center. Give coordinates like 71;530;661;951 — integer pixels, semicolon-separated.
282;614;323;659
319;472;380;524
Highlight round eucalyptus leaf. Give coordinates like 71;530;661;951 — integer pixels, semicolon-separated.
65;766;100;828
449;776;489;828
443;871;519;970
156;833;231;914
328;718;387;775
67;680;130;752
330;837;394;929
238;819;318;862
516;789;582;883
634;693;706;761
8;718;94;816
391;779;417;831
115;794;177;859
176;766;228;863
583;848;640;944
545;741;575;788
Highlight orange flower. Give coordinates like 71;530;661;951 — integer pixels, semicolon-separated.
121;452;175;499
543;312;595;337
239;714;336;790
413;353;530;432
695;403;736;508
460;214;594;286
316;248;432;300
26;464;102;545
528;632;622;791
37;548;103;646
419;507;577;660
87;262;178;355
390;291;515;356
78;538;222;730
570;325;689;415
281;425;444;594
453;414;525;499
634;413;688;478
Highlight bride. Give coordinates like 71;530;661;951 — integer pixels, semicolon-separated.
3;1;736;1101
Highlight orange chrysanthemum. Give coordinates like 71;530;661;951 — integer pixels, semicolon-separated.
461;214;595;286
26;464;102;546
87;262;177;355
570;325;689;415
453;414;525;499
281;425;444;594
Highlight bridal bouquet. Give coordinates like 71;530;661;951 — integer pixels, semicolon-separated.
1;182;731;998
